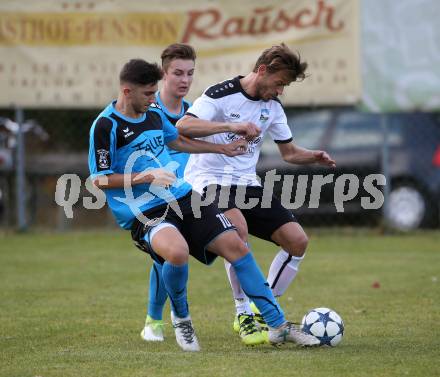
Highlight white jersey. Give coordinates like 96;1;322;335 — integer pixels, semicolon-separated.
184;76;292;193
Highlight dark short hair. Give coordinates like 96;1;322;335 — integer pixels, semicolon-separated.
253;43;308;82
119;59;163;85
161;43;196;71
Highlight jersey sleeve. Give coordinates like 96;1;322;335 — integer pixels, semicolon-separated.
89;117;115;178
267;103;293;144
186;94;221;121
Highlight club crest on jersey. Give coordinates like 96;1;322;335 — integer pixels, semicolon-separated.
97;149;110;169
259;108;269;122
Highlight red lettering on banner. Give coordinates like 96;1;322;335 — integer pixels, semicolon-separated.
181;9;221;42
273;10;291;33
315;0;343;31
291;9;314;28
181;0;344;43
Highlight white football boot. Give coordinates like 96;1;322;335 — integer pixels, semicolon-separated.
171;311;200;352
140;315;164;342
269;321;320;347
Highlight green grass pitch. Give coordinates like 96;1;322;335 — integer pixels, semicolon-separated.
1;230;439;377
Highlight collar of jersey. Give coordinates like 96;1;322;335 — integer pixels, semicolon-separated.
234;75;261;102
155;92;185;119
111;100;146;123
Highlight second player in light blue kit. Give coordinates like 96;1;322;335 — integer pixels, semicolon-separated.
140;43;197;342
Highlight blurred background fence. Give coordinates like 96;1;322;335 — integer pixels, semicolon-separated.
1;106;439;232
0;107;113;230
0;0;439;233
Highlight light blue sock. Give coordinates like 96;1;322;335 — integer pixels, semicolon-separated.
147;262;168;320
232;252;285;328
161;262;189;318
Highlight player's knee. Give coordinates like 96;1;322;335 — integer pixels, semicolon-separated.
235;238;249;256
284;231;308;257
227;234;249;260
163;244;189;265
225;212;248;242
234;221;248;242
166;251;189;265
215;232;249;261
295;233;308;255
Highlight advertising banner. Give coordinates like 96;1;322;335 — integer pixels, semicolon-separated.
0;0;360;107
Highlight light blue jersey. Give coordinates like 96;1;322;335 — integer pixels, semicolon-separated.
88;101;191;229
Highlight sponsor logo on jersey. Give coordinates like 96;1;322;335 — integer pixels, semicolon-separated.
131;135;165;159
122;127;134;138
149;102;162;110
230;113;240;119
226;133;262;154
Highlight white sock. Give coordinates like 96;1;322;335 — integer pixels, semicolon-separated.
267;249;305;297
234;298;252;315
224;259;252;315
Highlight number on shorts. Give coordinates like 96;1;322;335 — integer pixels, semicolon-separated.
216;213;232;228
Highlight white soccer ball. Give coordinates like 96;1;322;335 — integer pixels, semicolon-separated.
301;307;344;346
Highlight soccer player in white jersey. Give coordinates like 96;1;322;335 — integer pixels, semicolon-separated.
177;43;336;345
140;44;196;343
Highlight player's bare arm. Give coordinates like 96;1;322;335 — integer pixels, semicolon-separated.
277;142;336;167
177;115;261;141
92;169;176;189
167;134;247;157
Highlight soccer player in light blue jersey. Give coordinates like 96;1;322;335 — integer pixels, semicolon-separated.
140;44;197;343
88;58;320;351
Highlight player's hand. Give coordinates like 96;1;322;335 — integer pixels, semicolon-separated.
230;122;261;141
135;168;176;187
222;138;248;157
313;151;336;167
